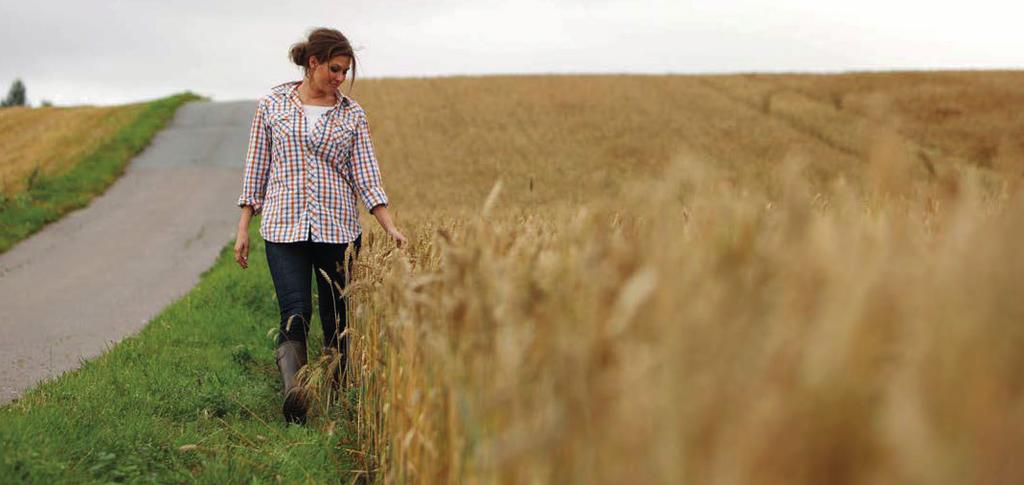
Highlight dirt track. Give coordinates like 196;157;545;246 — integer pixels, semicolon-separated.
0;100;256;404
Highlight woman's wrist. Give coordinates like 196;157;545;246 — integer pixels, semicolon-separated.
238;206;254;232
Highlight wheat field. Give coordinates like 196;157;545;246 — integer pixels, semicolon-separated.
0;104;144;196
292;72;1024;484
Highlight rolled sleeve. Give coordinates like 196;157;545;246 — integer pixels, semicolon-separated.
238;98;272;215
348;114;390;212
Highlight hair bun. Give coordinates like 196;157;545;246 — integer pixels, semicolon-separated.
289;42;308;67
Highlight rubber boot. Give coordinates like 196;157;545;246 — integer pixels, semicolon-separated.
276;340;308;424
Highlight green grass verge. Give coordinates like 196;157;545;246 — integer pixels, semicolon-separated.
0;223;358;483
0;92;202;254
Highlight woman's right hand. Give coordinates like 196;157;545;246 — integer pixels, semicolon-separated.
234;229;250;269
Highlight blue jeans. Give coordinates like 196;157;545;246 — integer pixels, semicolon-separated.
264;229;362;351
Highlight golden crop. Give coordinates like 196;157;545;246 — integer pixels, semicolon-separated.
298;73;1024;484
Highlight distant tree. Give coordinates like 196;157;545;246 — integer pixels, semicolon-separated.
1;79;27;107
40;99;53;108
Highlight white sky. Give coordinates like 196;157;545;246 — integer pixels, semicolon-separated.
0;0;1021;106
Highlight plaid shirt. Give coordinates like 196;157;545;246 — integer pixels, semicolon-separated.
237;81;389;243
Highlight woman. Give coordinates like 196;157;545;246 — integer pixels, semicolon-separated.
233;27;406;425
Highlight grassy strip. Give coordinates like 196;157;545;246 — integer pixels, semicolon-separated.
0;92;202;254
0;223;356;483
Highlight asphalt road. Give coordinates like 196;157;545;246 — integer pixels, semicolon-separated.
0;100;257;404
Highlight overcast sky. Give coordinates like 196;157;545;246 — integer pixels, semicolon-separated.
1;0;1020;106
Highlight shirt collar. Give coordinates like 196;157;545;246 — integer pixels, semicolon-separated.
283;81;350;111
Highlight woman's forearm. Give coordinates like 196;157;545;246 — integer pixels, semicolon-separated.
371;204;396;231
238;205;255;231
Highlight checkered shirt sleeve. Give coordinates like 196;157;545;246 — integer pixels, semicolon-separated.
237;98;271;215
348;114;389;212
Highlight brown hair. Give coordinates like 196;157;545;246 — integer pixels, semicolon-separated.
289;27;357;92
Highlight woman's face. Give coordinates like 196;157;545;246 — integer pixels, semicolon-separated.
308;55;351;93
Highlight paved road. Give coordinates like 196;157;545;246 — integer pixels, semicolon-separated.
0;100;257;404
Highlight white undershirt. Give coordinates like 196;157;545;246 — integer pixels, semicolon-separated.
303;104;332;131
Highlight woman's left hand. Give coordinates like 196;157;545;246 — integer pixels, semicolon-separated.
387;227;407;248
